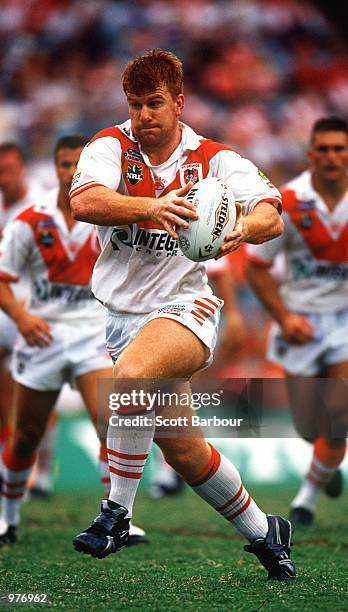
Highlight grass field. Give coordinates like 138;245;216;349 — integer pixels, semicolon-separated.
0;485;347;611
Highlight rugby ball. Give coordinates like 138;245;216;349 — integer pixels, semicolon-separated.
177;177;236;262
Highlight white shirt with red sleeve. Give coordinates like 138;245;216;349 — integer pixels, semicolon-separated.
246;170;348;313
70;120;281;315
0;188;104;322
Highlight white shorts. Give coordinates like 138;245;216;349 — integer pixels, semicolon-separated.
12;319;111;391
0;310;17;354
268;308;348;376
105;295;223;371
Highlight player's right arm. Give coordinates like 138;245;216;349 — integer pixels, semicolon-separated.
71;183;197;240
0;283;52;346
246;240;314;345
0;216;53;347
69;137;197;239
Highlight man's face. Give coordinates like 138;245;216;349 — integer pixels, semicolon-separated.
127;84;184;151
56;147;83;191
308;131;348;181
0;151;24;194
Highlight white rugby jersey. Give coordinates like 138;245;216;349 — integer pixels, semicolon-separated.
0;177;44;233
70;120;281;314
0;177;44;302
0;188;104;322
246;170;348;313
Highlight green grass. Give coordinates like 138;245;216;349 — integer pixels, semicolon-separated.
0;486;347;611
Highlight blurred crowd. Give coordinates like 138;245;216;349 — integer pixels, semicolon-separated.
0;0;347;185
0;0;347;377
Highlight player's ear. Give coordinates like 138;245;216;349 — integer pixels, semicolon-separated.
175;94;184;116
307;147;314;163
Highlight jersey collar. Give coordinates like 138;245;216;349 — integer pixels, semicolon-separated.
118;119;203;155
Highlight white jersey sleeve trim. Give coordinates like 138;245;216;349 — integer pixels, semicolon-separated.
70;136;122;197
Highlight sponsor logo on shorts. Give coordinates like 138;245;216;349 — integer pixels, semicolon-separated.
17;362;26;374
212;193;229;241
275;335;288;357
157;304;186;316
125;163;144;185
180;163;202;186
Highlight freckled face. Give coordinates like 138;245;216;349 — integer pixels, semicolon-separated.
127;85;184;152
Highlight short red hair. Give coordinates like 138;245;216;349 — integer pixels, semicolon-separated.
122;48;183;99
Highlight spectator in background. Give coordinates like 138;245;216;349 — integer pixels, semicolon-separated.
0;0;347;185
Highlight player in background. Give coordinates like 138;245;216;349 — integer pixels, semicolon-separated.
0;144;44;472
0;135;146;545
246;116;348;526
70;49;295;580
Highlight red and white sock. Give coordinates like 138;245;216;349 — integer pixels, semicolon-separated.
107;410;155;517
1;445;36;526
189;444;268;542
292;438;346;511
0;423;12;473
99;445;111;496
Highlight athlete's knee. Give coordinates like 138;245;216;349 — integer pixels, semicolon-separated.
113;358;148;380
325;438;347;450
12;427;43;457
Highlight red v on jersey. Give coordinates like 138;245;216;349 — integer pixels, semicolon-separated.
109;128;233;232
17;207;98;285
282;189;348;264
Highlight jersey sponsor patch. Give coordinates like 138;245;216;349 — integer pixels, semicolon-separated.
124;148;144;163
124;163;144;185
257;168;275;189
110;225;179;257
180;163;203;186
38;230;55;246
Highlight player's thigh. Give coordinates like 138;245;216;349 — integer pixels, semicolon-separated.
75;367;112;430
115;318;209;379
13;383;60;441
0;367;14;429
325;361;348;377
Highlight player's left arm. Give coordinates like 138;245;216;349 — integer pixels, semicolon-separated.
212;150;283;258
217;201;283;258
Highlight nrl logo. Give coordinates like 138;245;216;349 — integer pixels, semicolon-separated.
125;163;144;185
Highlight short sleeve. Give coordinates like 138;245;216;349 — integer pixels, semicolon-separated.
70;136;122;198
210;150;282;216
0;219;33;282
